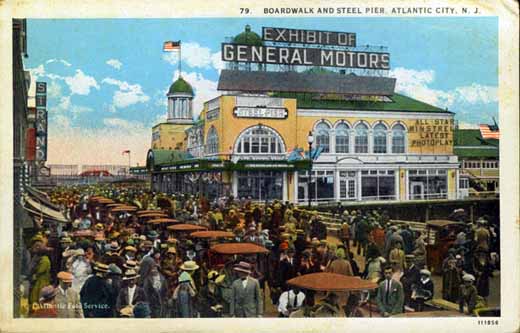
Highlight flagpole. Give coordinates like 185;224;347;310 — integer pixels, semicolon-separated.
128;151;131;175
178;42;182;77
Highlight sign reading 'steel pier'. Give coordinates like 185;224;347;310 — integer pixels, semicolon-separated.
222;26;390;70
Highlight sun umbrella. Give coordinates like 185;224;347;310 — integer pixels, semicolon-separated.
287;273;378;292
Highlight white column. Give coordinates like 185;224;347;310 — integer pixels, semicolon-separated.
368;129;373;153
356;170;362;201
394;169;400;201
282;171;288;202
232;171;238;198
404;169;410;200
334;169;341;202
293;171;299;204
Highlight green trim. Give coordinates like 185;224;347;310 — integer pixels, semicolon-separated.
454;148;499;158
152;158;311;173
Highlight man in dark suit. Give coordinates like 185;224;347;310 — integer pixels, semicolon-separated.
230;261;263;318
277;247;298;291
376;266;404;317
80;262;114;318
116;269;147;313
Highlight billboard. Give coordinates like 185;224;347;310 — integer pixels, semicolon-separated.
35;81;47;161
262;27;356;47
221;43;390;69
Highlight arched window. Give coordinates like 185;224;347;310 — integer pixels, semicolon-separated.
373;123;388;153
235;125;285;154
392;124;406;153
335;123;350;153
354;123;369;153
315;122;331;153
206;127;218;154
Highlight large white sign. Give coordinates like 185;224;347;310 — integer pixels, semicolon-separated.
233;106;288;119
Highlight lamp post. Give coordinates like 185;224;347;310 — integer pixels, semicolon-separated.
307;131;314;208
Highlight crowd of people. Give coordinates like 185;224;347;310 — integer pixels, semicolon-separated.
20;184;500;318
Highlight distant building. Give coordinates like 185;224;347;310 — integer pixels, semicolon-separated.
454;127;499;197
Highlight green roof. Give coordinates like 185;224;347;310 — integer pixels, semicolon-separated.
453;148;499;158
233;25;263;46
271;92;449;113
453;129;499;159
168;77;194;95
147;149;193;170
454;129;499;146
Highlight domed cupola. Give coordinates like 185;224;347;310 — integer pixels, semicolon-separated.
167;76;194;124
233;24;263;46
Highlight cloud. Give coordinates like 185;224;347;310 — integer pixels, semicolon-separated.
46;59;72;67
47;80;62;98
389;67;498;109
64;69;100;95
162;42;223;71
102;77;150;108
106;59;123;70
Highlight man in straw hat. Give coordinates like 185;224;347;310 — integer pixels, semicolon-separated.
116;269;146;313
230;261;263;318
142;263;168;318
79;262;114;317
30;285;58;318
55;271;83;318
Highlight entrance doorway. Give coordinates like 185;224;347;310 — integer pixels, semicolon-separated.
410;181;425;200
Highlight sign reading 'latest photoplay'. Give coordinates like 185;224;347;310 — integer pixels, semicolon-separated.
222;26;390;70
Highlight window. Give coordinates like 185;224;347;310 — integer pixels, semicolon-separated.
409;169;448;199
315;122;331;153
392;123;406;153
354;123;369;153
335;123;350;153
361;169;396;200
235;126;285;154
373;123;388;153
206;126;219;154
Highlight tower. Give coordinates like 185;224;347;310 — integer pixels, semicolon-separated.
151;76;195;150
167;76;194;124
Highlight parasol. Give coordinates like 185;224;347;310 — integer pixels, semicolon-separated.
287;273;378;292
136;210;165;216
111;206;138;212
167;224;207;232
210;242;269;255
139;212;168;219
148;218;179;225
190;230;235;239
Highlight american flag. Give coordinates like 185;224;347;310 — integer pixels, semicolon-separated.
163;41;180;51
479;124;499;139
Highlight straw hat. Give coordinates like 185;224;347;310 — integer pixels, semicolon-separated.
124;246;137;253
122;269;140;281
166;247;177;254
57;271;74;283
180;260;199;271
120;306;134;317
123;260;139;270
93;262;109;273
463;274;475;282
39;285;58;302
233;261;252;274
420;269;431;277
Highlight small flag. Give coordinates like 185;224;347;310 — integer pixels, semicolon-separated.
163;41;180;52
479;124;499;139
122;150;130;155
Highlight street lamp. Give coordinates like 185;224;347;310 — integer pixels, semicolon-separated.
307;131;314;208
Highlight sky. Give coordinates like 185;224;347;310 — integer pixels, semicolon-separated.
25;17;499;166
